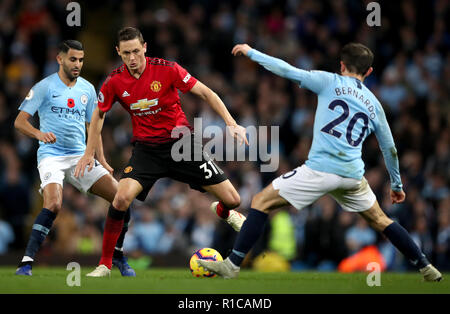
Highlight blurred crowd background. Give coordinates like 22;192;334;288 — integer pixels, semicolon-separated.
0;0;449;272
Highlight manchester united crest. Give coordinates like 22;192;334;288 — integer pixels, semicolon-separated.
124;166;133;173
150;81;162;92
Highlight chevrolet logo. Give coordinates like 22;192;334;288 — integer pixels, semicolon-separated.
130;98;159;111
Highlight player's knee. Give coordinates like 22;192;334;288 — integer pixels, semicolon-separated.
112;193;132;211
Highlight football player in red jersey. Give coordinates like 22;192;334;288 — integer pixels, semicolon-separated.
75;27;248;277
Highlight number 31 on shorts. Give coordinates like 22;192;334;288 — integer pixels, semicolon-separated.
199;160;220;179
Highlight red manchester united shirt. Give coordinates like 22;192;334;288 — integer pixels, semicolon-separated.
98;57;198;144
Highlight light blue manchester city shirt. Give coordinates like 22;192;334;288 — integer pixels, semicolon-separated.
19;73;97;164
248;49;402;191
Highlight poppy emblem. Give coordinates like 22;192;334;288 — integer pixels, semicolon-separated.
67;98;75;108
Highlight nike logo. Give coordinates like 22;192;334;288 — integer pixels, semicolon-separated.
52;94;60;98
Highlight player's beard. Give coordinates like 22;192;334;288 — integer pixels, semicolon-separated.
62;63;80;82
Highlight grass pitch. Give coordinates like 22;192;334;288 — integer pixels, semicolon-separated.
0;267;448;294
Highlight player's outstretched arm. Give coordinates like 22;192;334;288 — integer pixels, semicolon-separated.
190;81;248;146
232;43;300;80
231;43;329;94
74;107;106;177
14;110;56;143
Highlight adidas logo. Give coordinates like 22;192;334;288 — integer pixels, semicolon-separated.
122;91;130;97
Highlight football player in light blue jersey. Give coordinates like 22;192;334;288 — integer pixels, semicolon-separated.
198;43;442;281
14;40;135;277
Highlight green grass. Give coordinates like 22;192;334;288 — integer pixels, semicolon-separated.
0;267;449;294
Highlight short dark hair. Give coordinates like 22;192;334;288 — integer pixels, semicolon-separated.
340;43;374;76
117;27;144;45
58;40;83;53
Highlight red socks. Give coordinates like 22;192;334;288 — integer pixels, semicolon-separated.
216;201;231;219
99;206;125;269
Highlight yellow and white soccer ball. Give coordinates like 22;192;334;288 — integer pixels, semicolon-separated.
189;248;223;278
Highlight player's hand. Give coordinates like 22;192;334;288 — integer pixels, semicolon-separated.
231;44;252;57
74;154;95;178
228;124;249;146
37;131;56;144
99;159;114;175
390;189;406;204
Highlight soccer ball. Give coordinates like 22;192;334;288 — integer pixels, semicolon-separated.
189;248;223;278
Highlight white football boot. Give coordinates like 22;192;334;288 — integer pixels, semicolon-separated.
197;257;240;279
210;201;246;232
86;264;111;277
420;264;443;282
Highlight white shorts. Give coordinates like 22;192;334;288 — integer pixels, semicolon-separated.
37;155;109;194
272;164;376;212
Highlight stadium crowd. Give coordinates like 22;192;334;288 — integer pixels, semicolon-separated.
0;0;449;271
